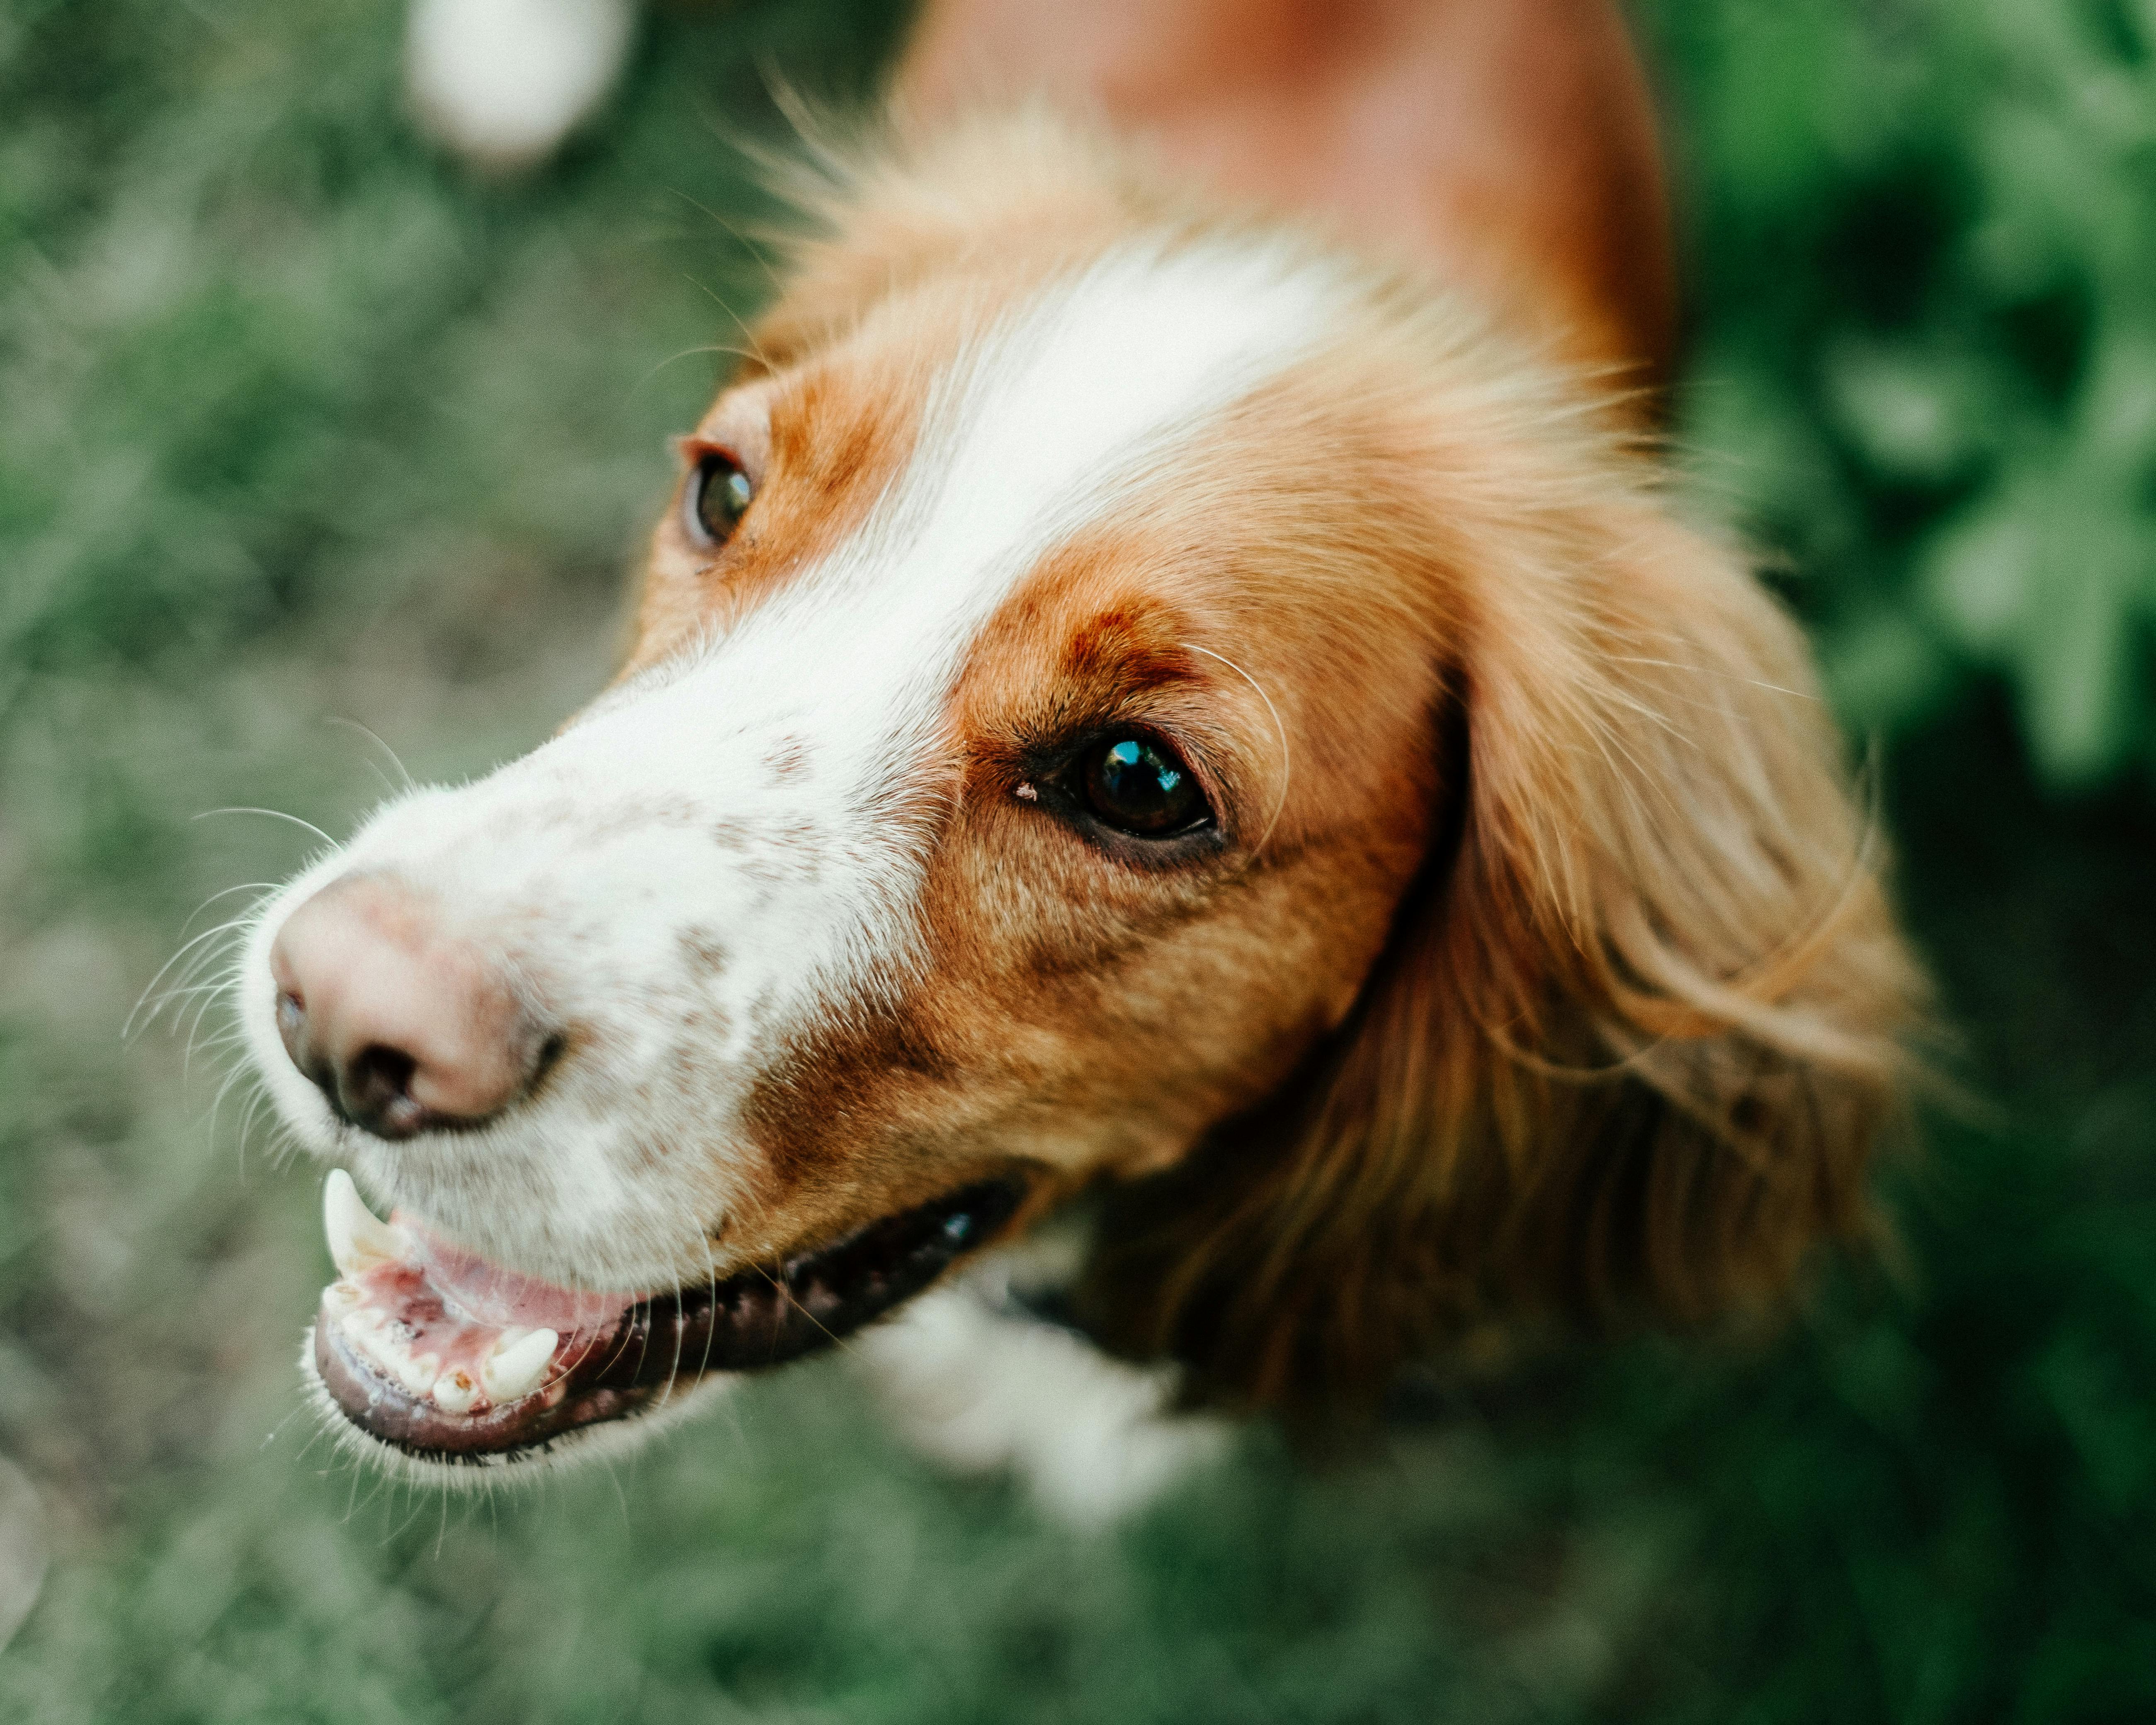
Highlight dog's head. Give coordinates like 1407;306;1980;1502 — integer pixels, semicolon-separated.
236;116;1919;1473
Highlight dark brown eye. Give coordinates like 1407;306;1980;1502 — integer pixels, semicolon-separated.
685;451;753;547
1079;736;1209;837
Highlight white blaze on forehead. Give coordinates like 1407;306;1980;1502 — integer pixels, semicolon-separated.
590;237;1344;841
853;238;1344;634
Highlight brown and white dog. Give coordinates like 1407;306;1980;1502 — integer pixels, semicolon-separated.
239;0;1921;1519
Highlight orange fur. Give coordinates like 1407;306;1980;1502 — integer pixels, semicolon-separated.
612;111;1925;1415
896;0;1677;393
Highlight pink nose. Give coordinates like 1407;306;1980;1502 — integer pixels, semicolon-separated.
269;873;545;1140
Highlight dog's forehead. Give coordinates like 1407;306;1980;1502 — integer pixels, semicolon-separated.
607;240;1348;772
565;239;1345;875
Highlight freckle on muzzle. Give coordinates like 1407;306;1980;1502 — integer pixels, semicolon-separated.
311;1172;1027;1462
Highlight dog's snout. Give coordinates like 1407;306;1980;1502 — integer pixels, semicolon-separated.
269;873;543;1140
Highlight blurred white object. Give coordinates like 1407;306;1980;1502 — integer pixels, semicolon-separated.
0;1453;47;1652
857;1263;1231;1528
406;0;638;168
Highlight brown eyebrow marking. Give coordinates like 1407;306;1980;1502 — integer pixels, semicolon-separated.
1062;606;1207;695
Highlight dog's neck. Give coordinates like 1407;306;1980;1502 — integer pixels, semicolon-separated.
896;0;1675;397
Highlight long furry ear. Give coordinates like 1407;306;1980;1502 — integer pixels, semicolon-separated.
1078;483;1928;1417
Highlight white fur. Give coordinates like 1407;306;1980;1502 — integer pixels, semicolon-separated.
856;1272;1231;1526
407;0;635;167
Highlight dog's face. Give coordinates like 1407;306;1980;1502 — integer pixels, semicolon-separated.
241;202;1456;1466
266;241;1432;1267
239;119;1915;1474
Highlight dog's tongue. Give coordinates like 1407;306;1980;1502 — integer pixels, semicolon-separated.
309;1169;1027;1462
398;1222;635;1336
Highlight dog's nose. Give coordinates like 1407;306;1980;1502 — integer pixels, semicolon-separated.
269;873;541;1140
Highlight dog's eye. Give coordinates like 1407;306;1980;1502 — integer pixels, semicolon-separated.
1079;736;1209;837
685;451;753;548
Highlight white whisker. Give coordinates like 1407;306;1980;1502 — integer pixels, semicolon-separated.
324;717;416;793
193;806;337;848
1183;643;1293;859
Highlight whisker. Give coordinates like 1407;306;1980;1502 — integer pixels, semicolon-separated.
696;1246;721;1383
1183;643;1293;860
1604;653;1821;703
665;186;783;292
636;343;765;396
141;978;232;1021
181;982;235;1079
260;1400;312;1451
194;806;337;848
179;881;279;937
753;1261;863;1364
601;1451;631;1528
124;915;256;1040
324;716;416;793
684;275;776;375
237;1088;270;1165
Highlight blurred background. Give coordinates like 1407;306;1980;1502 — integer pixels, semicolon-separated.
1;0;2152;1717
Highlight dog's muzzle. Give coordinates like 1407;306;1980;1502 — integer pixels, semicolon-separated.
309;1170;1027;1462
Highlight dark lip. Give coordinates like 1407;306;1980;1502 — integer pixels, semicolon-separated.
312;1177;1029;1463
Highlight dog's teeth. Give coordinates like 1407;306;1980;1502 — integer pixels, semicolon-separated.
323;1279;364;1310
480;1327;557;1403
340;1307;438;1395
431;1369;480;1415
323;1169;404;1277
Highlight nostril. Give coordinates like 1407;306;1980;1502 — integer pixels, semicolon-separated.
273;985;341;1106
275;988;307;1056
533;1030;569;1086
342;1043;425;1140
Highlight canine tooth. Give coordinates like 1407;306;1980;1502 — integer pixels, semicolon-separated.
324;1280;364;1310
323;1169;403;1277
480;1327;557;1403
432;1370;479;1415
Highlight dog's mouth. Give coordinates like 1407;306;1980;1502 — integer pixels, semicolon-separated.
309;1169;1025;1463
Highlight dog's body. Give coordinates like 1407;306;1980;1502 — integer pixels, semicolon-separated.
241;1;1920;1514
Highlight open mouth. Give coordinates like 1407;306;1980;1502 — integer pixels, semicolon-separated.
310;1169;1025;1463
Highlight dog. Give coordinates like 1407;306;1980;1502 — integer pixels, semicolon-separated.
238;0;1921;1521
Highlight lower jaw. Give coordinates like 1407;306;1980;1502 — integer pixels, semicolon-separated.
312;1317;665;1459
312;1178;1029;1466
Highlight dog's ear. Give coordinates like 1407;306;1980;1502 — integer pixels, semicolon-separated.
1079;481;1927;1416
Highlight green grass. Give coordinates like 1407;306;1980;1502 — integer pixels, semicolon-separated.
1;1;2151;1719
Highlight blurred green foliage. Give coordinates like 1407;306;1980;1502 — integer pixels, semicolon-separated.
0;1;2151;1721
1654;0;2156;786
